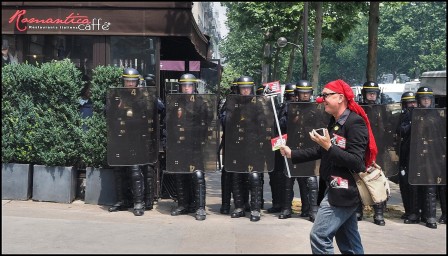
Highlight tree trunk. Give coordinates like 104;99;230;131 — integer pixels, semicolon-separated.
311;2;323;93
272;46;281;81
366;2;379;82
262;31;272;83
286;28;301;82
302;2;309;80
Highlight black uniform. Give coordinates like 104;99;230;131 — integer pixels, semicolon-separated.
108;68;163;216
396;91;416;222
279;81;319;222
169;73;208;221
403;87;438;229
358;81;386;225
227;75;264;222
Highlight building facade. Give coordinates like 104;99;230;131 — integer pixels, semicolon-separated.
1;2;221;98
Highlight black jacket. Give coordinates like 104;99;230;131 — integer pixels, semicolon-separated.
290;109;368;207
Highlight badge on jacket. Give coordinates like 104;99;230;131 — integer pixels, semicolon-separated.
331;134;346;149
330;176;348;189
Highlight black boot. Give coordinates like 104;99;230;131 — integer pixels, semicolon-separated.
249;172;262;222
171;174;189;216
231;173;246;218
373;202;386;226
307;177;319;223
438;185;446;224
298;177;310;217
267;167;282;213
220;168;232;214
278;209;292;219
243;174;251;212
193;170;206;221
424;186;437;229
109;169;128;212
279;176;294;219
399;167;411;216
131;165;145;216
404;186;420;224
143;165;155;210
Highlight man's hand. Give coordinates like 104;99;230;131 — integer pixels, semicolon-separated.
279;145;292;158
309;128;332;151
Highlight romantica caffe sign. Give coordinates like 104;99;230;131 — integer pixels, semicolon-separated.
8;10;111;32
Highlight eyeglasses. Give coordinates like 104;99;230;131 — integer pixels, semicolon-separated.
320;92;338;99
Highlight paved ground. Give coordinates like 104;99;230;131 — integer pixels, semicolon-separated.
2;171;446;254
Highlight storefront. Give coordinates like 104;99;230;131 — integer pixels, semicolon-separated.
1;2;221;98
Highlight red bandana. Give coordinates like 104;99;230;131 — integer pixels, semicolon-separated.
323;79;378;168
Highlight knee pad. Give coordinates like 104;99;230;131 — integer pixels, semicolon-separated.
193;170;205;185
130;165;143;180
307;176;318;190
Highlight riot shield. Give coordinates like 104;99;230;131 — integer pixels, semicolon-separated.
362;103;401;177
106;87;159;166
408;108;446;185
224;95;275;173
286;102;330;177
165;94;219;174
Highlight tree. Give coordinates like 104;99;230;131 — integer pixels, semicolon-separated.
366;2;380;82
311;2;323;91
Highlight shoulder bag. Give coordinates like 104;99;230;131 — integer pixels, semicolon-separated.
351;162;391;206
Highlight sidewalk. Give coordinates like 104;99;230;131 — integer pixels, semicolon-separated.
2;171;446;254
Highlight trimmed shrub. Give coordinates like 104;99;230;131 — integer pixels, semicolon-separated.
2;59;85;166
79;65;122;168
2;60;124;168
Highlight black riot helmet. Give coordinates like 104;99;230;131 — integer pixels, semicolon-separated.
139;75;145;87
144;74;156;86
416;86;435;108
236;75;255;95
295;80;313;102
230;77;239;94
178;73;197;94
361;81;381;104
400;91;417;110
284;83;296;102
256;84;266;95
122;67;140;87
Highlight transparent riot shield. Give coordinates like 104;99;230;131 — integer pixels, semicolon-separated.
362;103;401;177
165;94;219;174
106;87;159;166
286;102;330;177
408;108;446;185
224;95;275;173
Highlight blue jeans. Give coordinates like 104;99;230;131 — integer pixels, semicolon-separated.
310;190;364;254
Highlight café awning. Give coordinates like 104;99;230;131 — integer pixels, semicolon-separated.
1;2;209;60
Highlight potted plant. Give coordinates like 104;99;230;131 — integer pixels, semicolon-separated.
28;59;85;204
82;65;123;206
1;63;41;200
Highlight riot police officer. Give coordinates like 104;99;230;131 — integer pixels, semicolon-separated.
219;77;251;214
267;83;295;214
230;75;264;222
404;86;438;229
397;91;417;222
279;80;319;222
108;67;154;216
170;73;207;221
358;81;386;225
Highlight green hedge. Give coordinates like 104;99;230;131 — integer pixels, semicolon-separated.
2;60;122;168
79;65;122;168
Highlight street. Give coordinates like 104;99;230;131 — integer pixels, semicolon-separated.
2;171;446;254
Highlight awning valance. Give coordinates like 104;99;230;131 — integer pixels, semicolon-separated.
1;2;209;59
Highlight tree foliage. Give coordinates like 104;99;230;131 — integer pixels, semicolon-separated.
220;2;446;89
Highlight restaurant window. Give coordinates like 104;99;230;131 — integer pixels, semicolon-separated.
6;35;97;80
109;36;158;78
